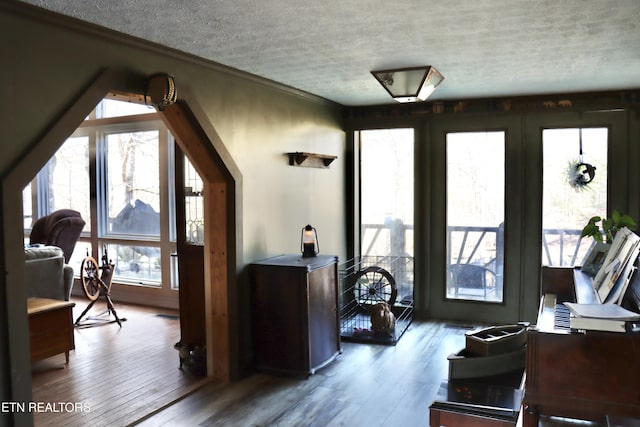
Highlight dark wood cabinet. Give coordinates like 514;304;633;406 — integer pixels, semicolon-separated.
250;254;341;377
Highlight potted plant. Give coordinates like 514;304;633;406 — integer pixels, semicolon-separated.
581;209;637;244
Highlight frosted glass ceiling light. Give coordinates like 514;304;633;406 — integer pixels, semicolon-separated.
371;66;444;103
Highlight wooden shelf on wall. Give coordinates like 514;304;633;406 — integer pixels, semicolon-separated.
287;152;337;169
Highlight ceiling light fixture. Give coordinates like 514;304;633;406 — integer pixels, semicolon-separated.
371;66;444;103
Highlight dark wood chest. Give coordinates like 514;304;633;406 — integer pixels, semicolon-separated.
250;254;341;377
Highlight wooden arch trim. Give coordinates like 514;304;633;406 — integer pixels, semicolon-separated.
160;101;240;382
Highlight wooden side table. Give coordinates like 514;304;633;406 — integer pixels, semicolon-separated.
28;298;75;363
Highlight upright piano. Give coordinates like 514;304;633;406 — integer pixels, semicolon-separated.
523;266;640;426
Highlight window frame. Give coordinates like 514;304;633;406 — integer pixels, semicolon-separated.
24;99;179;303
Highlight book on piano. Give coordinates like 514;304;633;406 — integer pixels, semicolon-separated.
592;227;640;303
564;302;640;333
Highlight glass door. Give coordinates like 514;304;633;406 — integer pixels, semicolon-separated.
541;128;608;267
446;131;505;303
427;115;522;324
423;112;627;323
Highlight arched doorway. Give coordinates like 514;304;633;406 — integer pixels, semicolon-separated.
2;69;242;418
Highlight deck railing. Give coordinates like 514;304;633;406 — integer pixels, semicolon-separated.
362;221;595;269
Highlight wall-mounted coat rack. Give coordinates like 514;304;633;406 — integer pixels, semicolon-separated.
287;152;337;169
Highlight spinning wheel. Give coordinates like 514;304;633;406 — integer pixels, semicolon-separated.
75;247;125;327
80;256;102;301
350;266;397;309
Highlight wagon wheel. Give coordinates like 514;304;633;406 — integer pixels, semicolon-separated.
350;266;397;309
80;256;103;301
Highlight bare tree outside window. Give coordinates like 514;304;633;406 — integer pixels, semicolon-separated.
43;136;91;231
446;131;505;303
360;129;414;258
107;131;160;236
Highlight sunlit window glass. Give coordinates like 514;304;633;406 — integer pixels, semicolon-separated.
446;131;505;303
360;128;414;257
43;136;91;232
97;99;155;119
106;131;160;236
542;128;607;267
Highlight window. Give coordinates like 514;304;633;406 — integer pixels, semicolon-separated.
183;156;205;246
23;184;33;230
446;131;505;303
359;128;415;307
104;130;160;236
36;136;90;232
360;129;414;257
24;98;178;296
542;128;608;266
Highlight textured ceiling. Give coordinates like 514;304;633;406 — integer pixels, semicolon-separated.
19;0;640;106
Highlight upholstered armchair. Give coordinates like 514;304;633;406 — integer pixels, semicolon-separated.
24;245;74;301
26;210;85;301
30;209;85;263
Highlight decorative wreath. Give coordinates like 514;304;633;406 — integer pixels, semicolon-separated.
567;160;596;191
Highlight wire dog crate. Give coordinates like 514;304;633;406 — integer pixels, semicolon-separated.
339;256;414;345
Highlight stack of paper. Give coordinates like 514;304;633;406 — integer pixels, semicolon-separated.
564;302;640;333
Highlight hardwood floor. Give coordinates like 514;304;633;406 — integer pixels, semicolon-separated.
135;321;477;427
31;297;206;427
30;299;610;427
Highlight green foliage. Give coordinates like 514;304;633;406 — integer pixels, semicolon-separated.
581;209;637;243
